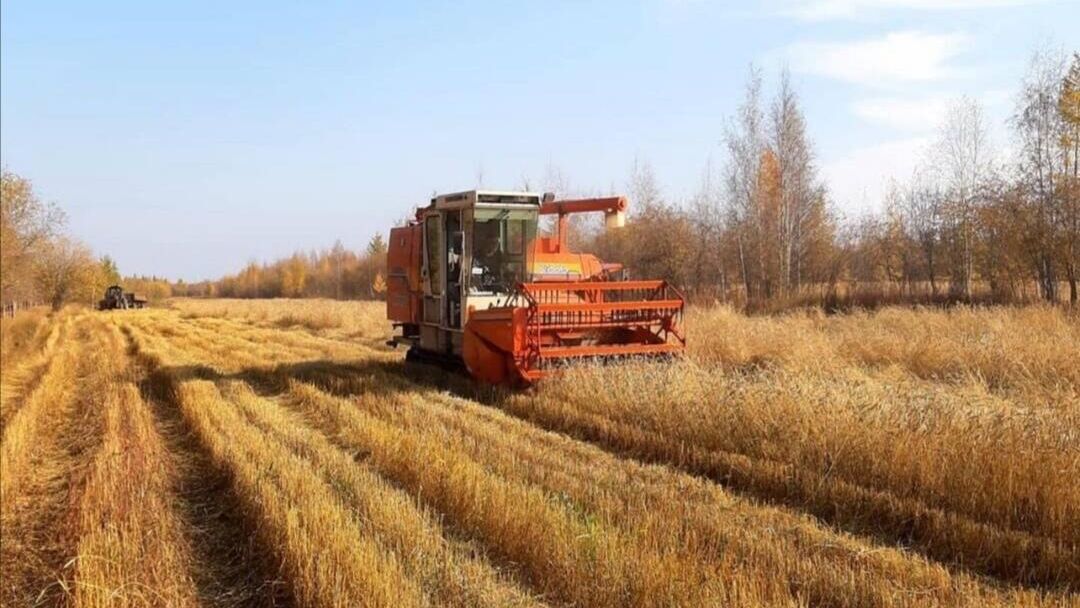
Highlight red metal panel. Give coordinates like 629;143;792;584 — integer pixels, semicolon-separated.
387;225;420;323
538;197;627;216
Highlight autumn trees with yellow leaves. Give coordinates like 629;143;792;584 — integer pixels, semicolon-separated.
194;47;1079;311
591;51;1080;309
202;235;389;300
0;170;121;312
6;49;1077;311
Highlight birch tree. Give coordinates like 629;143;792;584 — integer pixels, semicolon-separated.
1013;48;1068;301
1059;53;1080;302
723;67;765;300
934;97;990;300
769;69;822;294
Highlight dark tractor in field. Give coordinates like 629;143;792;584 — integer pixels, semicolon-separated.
98;285;148;310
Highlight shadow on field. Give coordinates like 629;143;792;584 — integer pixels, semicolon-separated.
130;335;1078;594
229;353;1080;594
148;354;494;405
157;360;412;398
121;331;295;607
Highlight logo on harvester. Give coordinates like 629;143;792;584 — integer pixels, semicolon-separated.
534;262;582;275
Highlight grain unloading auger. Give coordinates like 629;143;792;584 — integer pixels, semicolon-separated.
386;190;685;385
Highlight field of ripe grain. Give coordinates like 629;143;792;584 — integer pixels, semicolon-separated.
1;299;1077;607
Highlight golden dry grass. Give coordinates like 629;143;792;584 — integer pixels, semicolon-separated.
169;297;386;340
510;305;1080;588
0;311;68;433
0;307;50;368
69;322;200;607
1;299;1077;607
1;311;91;605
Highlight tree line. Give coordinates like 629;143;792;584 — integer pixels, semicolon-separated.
584;49;1079;310
0;170;127;312
1;167;390;309
4;48;1076;312
178;238;389;300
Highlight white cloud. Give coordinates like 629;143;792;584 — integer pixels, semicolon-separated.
778;0;1051;21
851;88;1016;133
787;30;973;87
851;96;950;131
822;136;930;213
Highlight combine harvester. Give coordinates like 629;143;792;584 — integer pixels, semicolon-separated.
386;190;685;384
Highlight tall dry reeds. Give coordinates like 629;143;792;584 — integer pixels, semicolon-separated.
501;304;1080;588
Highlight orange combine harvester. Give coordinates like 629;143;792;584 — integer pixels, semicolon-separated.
386;190;685;385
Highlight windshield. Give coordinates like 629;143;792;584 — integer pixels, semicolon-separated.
470;209;536;294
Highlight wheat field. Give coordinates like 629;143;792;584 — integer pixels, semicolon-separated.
0;298;1077;607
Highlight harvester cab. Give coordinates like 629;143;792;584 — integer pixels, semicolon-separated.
387;190;685;385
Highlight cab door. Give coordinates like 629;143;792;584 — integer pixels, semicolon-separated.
445;210;463;329
420;214;444;350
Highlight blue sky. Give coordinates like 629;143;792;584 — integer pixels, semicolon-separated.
2;0;1076;281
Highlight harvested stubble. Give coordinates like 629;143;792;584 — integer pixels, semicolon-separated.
144;302;1080;601
1;314;201;606
221;381;546;608
1;312;93;605
0;306;50;372
2;300;1077;608
282;361;1071;607
123;311;546;607
169;297;386;339
509;360;1079;587
127;319;427;607
499;305;1080;589
69;321;200;607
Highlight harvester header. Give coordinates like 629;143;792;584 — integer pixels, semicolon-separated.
386;189;685;384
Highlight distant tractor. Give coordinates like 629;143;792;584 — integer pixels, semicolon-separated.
98;285;148;310
386;190;685;385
